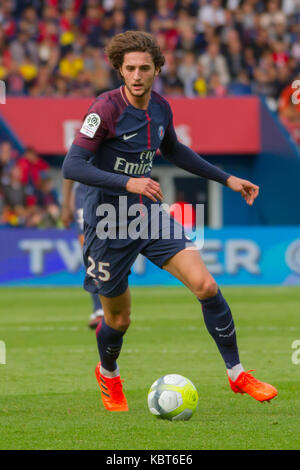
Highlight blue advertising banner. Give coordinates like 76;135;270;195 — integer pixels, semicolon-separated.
1;227;300;287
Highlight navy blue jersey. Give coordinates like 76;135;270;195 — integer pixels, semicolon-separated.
72;86;171;227
62;86;231;297
63;86;230;228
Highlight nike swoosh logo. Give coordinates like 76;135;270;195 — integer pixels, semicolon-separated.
123;133;137;140
215;318;233;332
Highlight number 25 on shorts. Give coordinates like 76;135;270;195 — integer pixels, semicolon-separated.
87;256;111;281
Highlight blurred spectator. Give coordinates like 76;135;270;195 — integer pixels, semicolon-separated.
272;40;289;67
19;53;39;92
80;4;104;47
34;174;60;227
243;46;258;80
17;147;49;190
1;165;27;226
197;0;226;32
59;50;84;78
236;0;256;41
20;5;40;38
131;8;151;32
53;74;69;96
29;65;54;96
69;69;95;96
177;51;198;96
273;63;292;98
85;47;112;93
0;146;61;227
161;51;184;96
224;31;245;79
9;31;39;65
252;67;277;100
227;69;252;95
0;0;299;114
260;0;287;35
107;8;130;37
0;141;18;186
0;0;17;41
193;61;208;97
151;0;178;50
207;71;227;97
199;41;230;85
252;27;271;58
38;38;60;70
177;24;199;54
6;62;26;95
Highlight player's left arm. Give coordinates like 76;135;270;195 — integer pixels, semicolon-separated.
160;113;259;206
225;175;259;206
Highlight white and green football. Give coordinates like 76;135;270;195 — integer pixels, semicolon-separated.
147;374;198;421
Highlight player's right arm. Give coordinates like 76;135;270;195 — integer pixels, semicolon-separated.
125;178;163;202
62;102;130;191
62;99;163;201
63;142;130;190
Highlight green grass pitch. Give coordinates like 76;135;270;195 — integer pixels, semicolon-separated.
1;286;300;450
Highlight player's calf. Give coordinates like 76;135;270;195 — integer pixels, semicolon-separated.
198;288;240;370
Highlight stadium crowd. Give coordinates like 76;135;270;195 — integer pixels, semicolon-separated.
0;0;300;101
0;0;300;226
0;141;61;226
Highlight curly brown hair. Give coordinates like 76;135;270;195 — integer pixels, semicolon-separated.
105;31;165;72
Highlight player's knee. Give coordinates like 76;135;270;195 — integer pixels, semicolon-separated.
192;278;218;300
112;310;131;332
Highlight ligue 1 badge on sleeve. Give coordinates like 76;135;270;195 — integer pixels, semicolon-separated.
80;113;101;138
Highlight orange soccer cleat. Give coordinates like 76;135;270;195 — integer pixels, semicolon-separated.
228;370;278;403
95;363;128;412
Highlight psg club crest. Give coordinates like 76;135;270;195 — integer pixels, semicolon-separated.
158;125;165;140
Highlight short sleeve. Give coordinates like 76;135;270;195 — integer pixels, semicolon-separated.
73;98;114;153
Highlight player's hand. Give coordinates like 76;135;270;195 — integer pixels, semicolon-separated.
126;177;163;202
226;176;259;206
61;205;73;228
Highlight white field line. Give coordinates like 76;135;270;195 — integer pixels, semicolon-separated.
1;325;300;332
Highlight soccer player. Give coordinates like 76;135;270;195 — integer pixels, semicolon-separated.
61;179;104;328
62;31;277;412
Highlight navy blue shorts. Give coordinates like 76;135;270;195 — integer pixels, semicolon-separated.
83;207;193;298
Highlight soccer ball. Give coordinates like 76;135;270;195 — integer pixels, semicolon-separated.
147;374;198;421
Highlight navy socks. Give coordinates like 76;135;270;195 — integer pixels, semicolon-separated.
96;318;124;371
95;289;239;372
199;289;240;369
